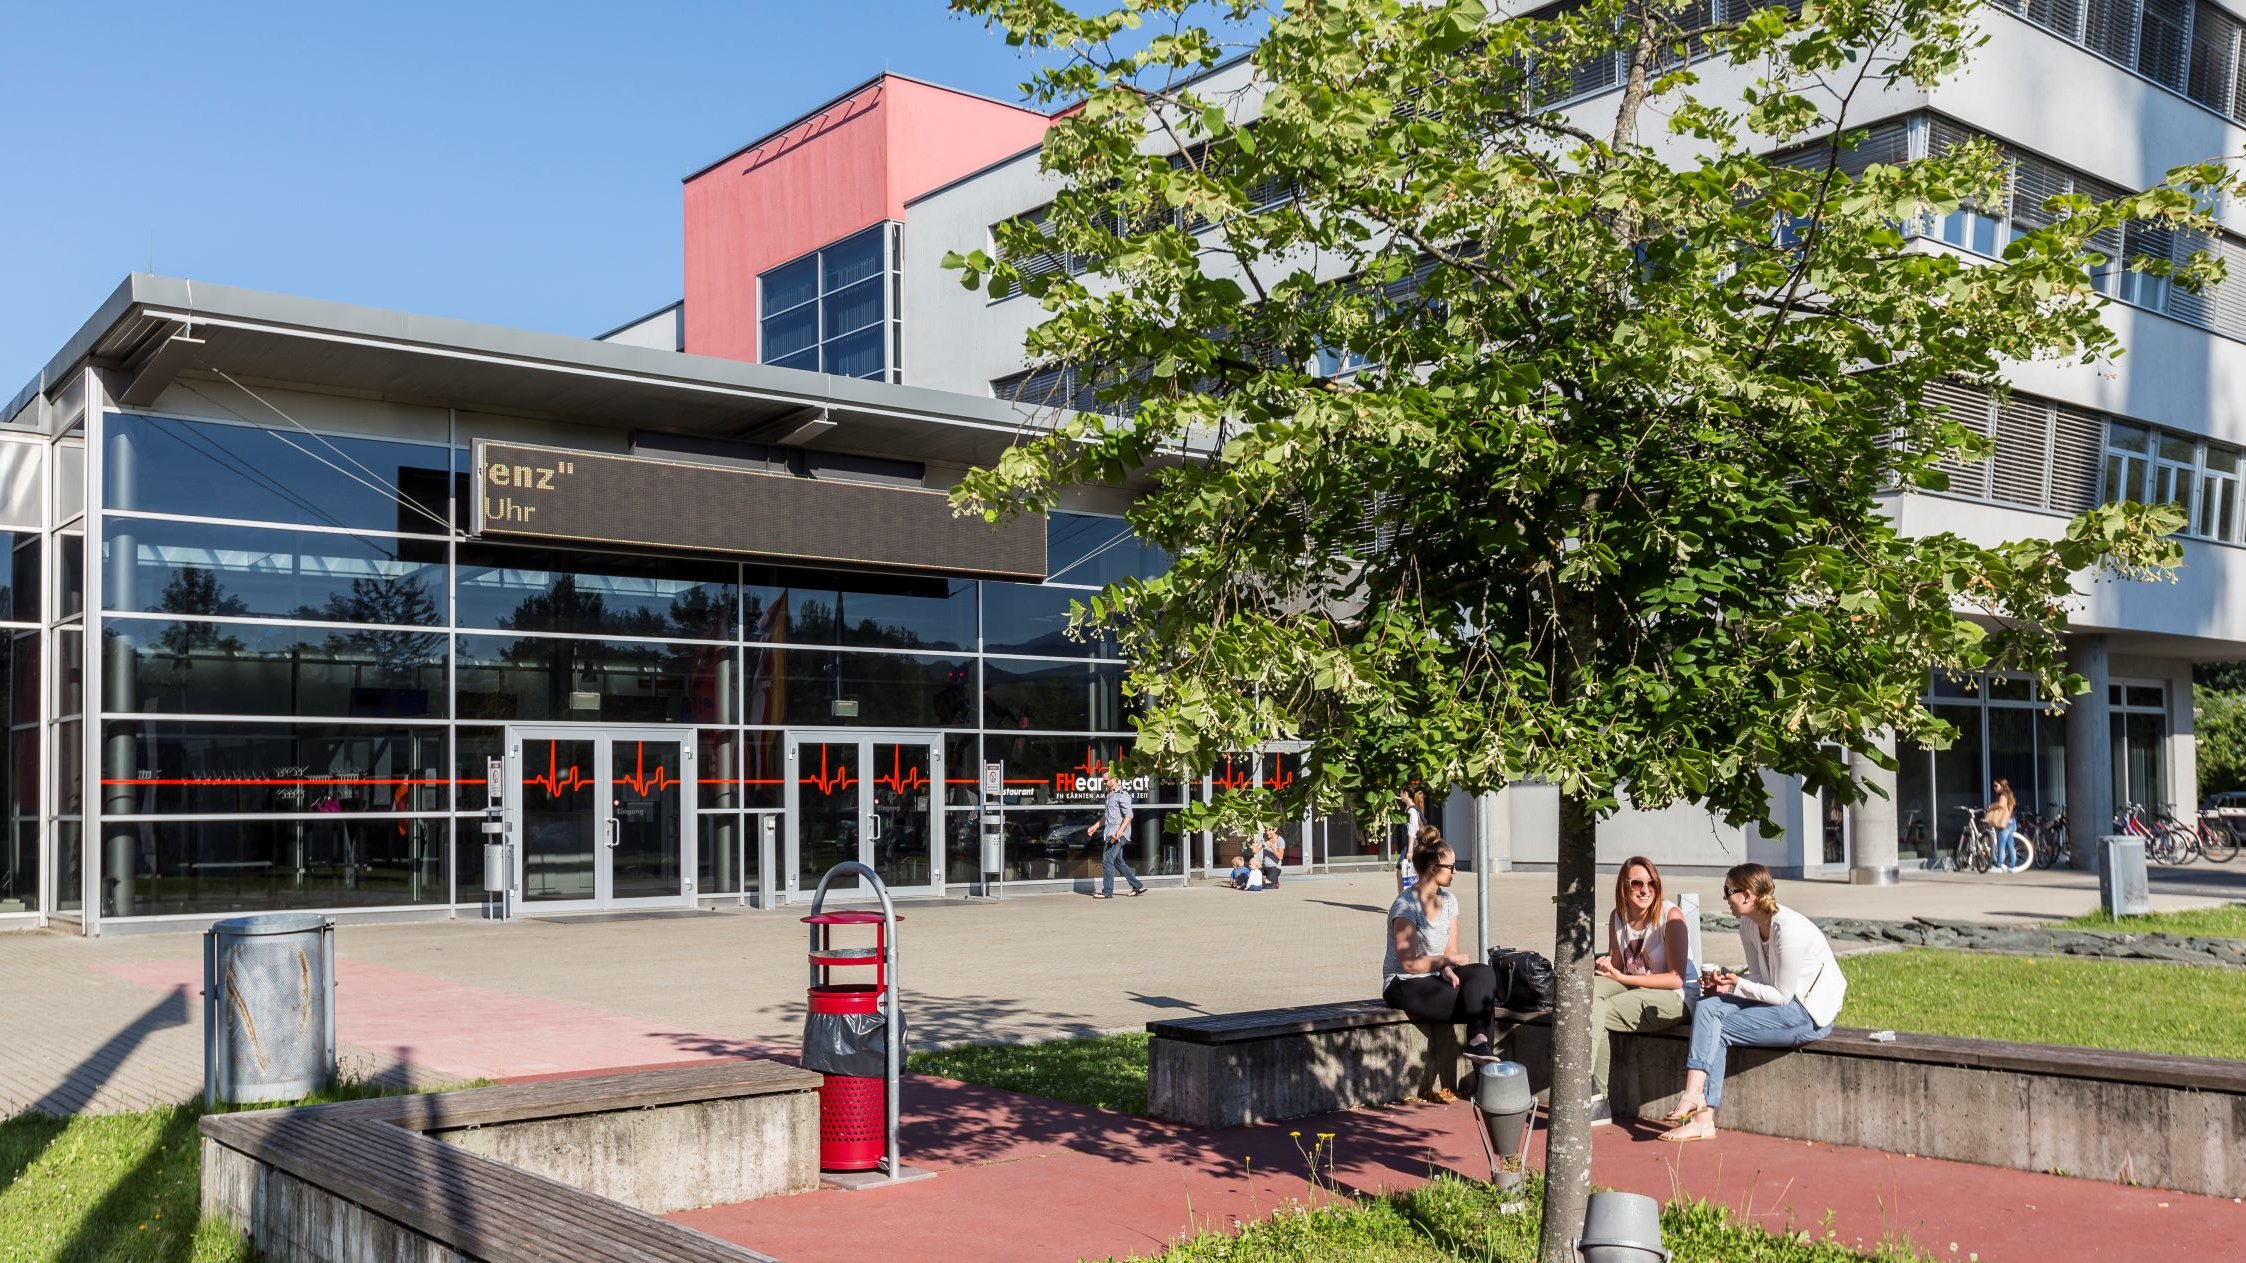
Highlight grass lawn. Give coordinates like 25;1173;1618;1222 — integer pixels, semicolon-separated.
0;1081;473;1263
908;1031;1152;1114
1839;948;2246;1058
2057;901;2246;938
1115;1173;1926;1262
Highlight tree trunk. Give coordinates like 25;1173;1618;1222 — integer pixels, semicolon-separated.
1536;789;1601;1262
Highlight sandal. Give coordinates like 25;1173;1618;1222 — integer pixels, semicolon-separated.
1658;1095;1706;1125
1655;1109;1716;1143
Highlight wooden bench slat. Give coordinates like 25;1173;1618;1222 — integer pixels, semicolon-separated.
1148;1000;1550;1044
390;1060;818;1131
218;1117;762;1263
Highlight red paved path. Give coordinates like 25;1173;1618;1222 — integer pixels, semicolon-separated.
673;1073;2246;1263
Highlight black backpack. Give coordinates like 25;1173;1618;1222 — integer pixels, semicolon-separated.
1487;948;1556;1012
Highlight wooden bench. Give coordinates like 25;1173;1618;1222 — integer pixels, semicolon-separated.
1146;999;1551;1128
201;1060;819;1263
1150;1002;2246;1199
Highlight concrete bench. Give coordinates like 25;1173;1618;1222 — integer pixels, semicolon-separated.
201;1059;819;1263
1150;1002;2246;1200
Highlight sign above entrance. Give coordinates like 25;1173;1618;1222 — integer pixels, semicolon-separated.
471;439;1047;580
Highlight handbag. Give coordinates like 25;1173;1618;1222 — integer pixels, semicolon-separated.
1487;948;1557;1012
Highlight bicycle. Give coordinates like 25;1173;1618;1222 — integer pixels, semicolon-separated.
1948;806;2032;873
2025;808;2072;870
2182;808;2240;864
2116;803;2192;865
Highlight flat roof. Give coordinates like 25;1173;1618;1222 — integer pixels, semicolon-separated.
12;274;1115;477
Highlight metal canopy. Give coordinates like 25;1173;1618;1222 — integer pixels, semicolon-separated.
16;274;1123;478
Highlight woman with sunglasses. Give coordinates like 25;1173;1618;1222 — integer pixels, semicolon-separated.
1587;856;1690;1125
1380;827;1500;1057
1659;862;1847;1142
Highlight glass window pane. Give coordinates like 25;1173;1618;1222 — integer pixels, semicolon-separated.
741;648;974;728
770;349;820;373
1929;702;1986;852
2159;434;2197;464
822;226;886;291
2108;422;2151;454
2125;684;2166;708
761;303;820;361
105;414;454;533
105;520;448;625
100;722;453;814
761;255;820;315
2205;445;2242;476
741;570;970;649
99;816;450;916
985;657;1135;732
456;543;735;638
106;619;447;718
821;326;887;380
0;531;36;623
456;632;733;725
1984;675;2032;701
456;726;502;812
821;276;884;340
1047;512;1169;585
0;442;40;531
60;532;84;618
981;583;1119;657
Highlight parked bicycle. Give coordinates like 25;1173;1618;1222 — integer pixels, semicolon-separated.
2115;802;2194;865
2180;808;2241;864
1946;805;2034;874
2024;808;2072;870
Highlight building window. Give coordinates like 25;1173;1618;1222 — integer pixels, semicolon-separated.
2101;420;2246;544
1993;1;2246;128
2109;680;2171;812
758;224;900;382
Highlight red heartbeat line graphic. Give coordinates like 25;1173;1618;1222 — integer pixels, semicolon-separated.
804;747;855;795
526;743;594;799
615;743;681;797
1211;762;1256;793
873;747;930;796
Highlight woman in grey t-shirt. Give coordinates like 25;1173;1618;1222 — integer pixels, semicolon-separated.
1380;828;1499;1054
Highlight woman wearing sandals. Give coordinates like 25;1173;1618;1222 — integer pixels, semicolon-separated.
1380;828;1500;1059
1659;862;1847;1143
1588;856;1691;1126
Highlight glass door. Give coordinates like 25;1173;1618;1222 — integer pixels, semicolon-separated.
507;728;693;911
785;731;941;900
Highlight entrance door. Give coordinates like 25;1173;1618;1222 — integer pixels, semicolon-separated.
784;732;941;900
507;728;693;911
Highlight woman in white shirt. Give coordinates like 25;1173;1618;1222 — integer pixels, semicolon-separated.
1659;862;1847;1143
1379;830;1500;1055
1588;856;1690;1125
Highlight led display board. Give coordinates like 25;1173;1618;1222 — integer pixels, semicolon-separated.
472;440;1046;580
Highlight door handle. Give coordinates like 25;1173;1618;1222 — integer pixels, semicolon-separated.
607;816;621;848
868;813;882;842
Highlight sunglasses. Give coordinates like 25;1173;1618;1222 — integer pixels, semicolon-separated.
1721;887;1741;898
1431;863;1456;872
1625;879;1655;890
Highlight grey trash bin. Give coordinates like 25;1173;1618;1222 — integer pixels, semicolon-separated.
2099;836;2149;917
202;913;337;1106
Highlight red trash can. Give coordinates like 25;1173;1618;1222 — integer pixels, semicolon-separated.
806;983;886;1171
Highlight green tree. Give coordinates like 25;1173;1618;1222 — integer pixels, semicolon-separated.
943;1;2215;1254
2196;686;2246;796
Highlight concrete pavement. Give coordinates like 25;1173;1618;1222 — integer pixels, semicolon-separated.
0;866;2231;1118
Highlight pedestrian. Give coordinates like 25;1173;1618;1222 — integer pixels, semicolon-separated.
1394;787;1426;892
1088;770;1146;898
1258;826;1286;889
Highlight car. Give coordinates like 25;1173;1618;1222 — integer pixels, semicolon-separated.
2202;790;2246;819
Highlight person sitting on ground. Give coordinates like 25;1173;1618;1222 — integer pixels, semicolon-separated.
1587;856;1691;1127
1987;776;2019;871
1380;828;1499;1058
1659;862;1847;1143
1228;851;1254;889
1257;826;1286;889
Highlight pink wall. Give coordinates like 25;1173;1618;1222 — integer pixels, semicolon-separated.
682;75;1050;365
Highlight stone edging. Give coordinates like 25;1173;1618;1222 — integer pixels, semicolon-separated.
1699;914;2246;968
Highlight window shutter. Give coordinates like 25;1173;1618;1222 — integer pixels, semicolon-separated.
1772;117;1912;175
2014;0;2088;39
2138;0;2192;90
2049;405;2105;513
1925;380;1994;499
1993;396;2055;507
2084;0;2140;66
2189;2;2241;112
2212;236;2246;337
2009;155;2071;230
2165;227;2218;328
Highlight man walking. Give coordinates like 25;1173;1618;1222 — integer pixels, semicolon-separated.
1088;771;1146;898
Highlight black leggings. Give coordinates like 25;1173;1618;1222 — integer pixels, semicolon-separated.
1382;964;1498;1049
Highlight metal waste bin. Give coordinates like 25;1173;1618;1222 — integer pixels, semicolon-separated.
2100;836;2149;916
202;913;336;1106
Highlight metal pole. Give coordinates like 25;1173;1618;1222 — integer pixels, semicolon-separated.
806;860;902;1179
1474;807;1491;960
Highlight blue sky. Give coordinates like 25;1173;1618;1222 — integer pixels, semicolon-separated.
0;1;1059;392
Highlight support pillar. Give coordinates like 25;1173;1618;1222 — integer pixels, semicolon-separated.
2065;635;2113;873
100;426;138;916
1847;731;1899;885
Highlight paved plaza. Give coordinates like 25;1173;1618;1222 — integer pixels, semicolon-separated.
2;865;2234;1118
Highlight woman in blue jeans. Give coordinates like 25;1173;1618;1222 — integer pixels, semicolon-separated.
1659;863;1848;1143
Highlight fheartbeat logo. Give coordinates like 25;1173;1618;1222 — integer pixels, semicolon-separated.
1055;748;1147;796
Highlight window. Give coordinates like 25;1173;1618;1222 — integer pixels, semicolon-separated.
757;225;900;382
2101;420;2246;545
1997;0;2246;126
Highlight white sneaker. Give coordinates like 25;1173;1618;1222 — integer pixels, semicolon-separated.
1587;1096;1613;1127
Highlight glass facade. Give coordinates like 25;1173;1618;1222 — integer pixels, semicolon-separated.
57;408;1192;920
